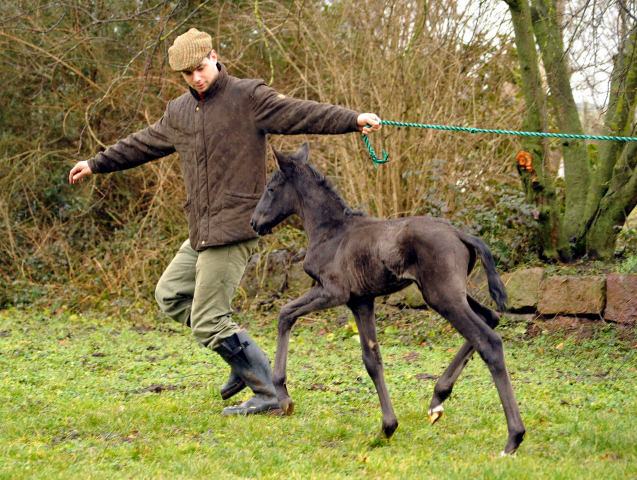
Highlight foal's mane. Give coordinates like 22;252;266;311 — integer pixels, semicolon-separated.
275;161;364;217
302;163;364;217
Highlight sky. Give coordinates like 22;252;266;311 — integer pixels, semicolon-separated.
459;0;623;110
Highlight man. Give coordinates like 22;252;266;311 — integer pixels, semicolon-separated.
69;28;381;416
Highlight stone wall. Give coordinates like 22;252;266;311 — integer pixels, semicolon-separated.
384;269;636;323
240;251;637;324
498;269;636;323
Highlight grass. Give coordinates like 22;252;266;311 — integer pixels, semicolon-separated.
0;306;636;479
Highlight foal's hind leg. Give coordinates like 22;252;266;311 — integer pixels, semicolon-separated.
425;295;525;455
348;296;398;439
428;296;500;424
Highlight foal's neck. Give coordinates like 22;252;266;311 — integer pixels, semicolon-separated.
296;181;351;242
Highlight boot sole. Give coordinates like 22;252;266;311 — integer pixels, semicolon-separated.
222;402;281;416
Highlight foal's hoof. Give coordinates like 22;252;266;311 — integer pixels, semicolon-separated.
375;429;395;441
379;420;398;439
279;397;295;416
502;430;525;456
428;405;444;425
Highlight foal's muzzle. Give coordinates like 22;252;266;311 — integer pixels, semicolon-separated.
250;217;272;236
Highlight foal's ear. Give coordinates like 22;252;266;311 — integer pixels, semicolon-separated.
271;145;295;174
295;141;310;164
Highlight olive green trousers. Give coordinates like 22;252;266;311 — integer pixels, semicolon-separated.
155;237;258;351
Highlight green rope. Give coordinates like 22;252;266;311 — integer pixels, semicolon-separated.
362;120;637;167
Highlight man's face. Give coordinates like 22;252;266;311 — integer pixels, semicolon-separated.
181;51;219;93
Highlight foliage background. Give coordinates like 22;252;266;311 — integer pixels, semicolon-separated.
1;0;631;313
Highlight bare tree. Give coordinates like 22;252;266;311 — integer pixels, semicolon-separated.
503;0;637;260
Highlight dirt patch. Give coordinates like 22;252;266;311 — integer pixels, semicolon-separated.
403;351;420;364
130;325;155;334
132;384;182;394
526;316;604;341
415;373;438;381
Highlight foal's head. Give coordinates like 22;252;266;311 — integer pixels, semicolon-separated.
251;142;310;236
251;142;357;236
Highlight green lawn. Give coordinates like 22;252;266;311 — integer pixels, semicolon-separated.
0;307;635;479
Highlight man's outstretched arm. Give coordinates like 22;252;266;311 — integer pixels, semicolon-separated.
69;113;175;184
250;82;381;136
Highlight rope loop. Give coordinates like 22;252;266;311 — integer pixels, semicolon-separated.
362;127;388;166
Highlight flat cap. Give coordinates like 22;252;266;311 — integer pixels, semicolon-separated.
168;28;212;72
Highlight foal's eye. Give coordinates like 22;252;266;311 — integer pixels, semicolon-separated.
267;187;274;193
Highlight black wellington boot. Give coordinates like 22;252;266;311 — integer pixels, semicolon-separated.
186;313;246;401
220;370;246;400
214;329;280;415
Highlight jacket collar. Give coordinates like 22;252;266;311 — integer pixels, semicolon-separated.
188;62;228;102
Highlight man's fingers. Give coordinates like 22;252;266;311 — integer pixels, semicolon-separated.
75;169;88;183
364;114;381;132
357;113;382;133
70;168;83;184
69;166;79;184
69;161;92;184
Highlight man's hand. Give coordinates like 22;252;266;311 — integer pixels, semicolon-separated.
69;161;93;184
357;113;382;134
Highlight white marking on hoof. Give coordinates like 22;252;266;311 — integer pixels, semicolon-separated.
501;449;517;457
428;405;444;425
428;405;444;416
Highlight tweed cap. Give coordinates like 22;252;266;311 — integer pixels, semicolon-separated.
168;28;213;72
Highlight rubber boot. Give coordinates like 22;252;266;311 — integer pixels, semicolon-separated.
214;329;280;415
198;317;246;400
187;312;246;401
220;370;246;400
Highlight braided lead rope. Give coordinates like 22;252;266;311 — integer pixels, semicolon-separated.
362;120;637;167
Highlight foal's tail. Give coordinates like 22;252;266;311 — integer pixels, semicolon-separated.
458;232;508;312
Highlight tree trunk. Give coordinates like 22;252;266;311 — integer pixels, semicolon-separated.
503;0;569;261
583;26;637;258
586;139;637;258
582;26;637;247
530;0;590;241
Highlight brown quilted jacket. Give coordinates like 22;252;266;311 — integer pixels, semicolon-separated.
88;63;360;251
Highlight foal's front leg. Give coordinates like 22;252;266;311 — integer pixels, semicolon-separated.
274;285;346;415
348;296;398;439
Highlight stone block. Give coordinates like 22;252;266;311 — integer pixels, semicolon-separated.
467;267;490;305
286;262;314;294
240;250;312;297
538;275;606;315
501;268;543;310
466;266;540;310
241;250;288;296
384;283;427;309
605;274;637;324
